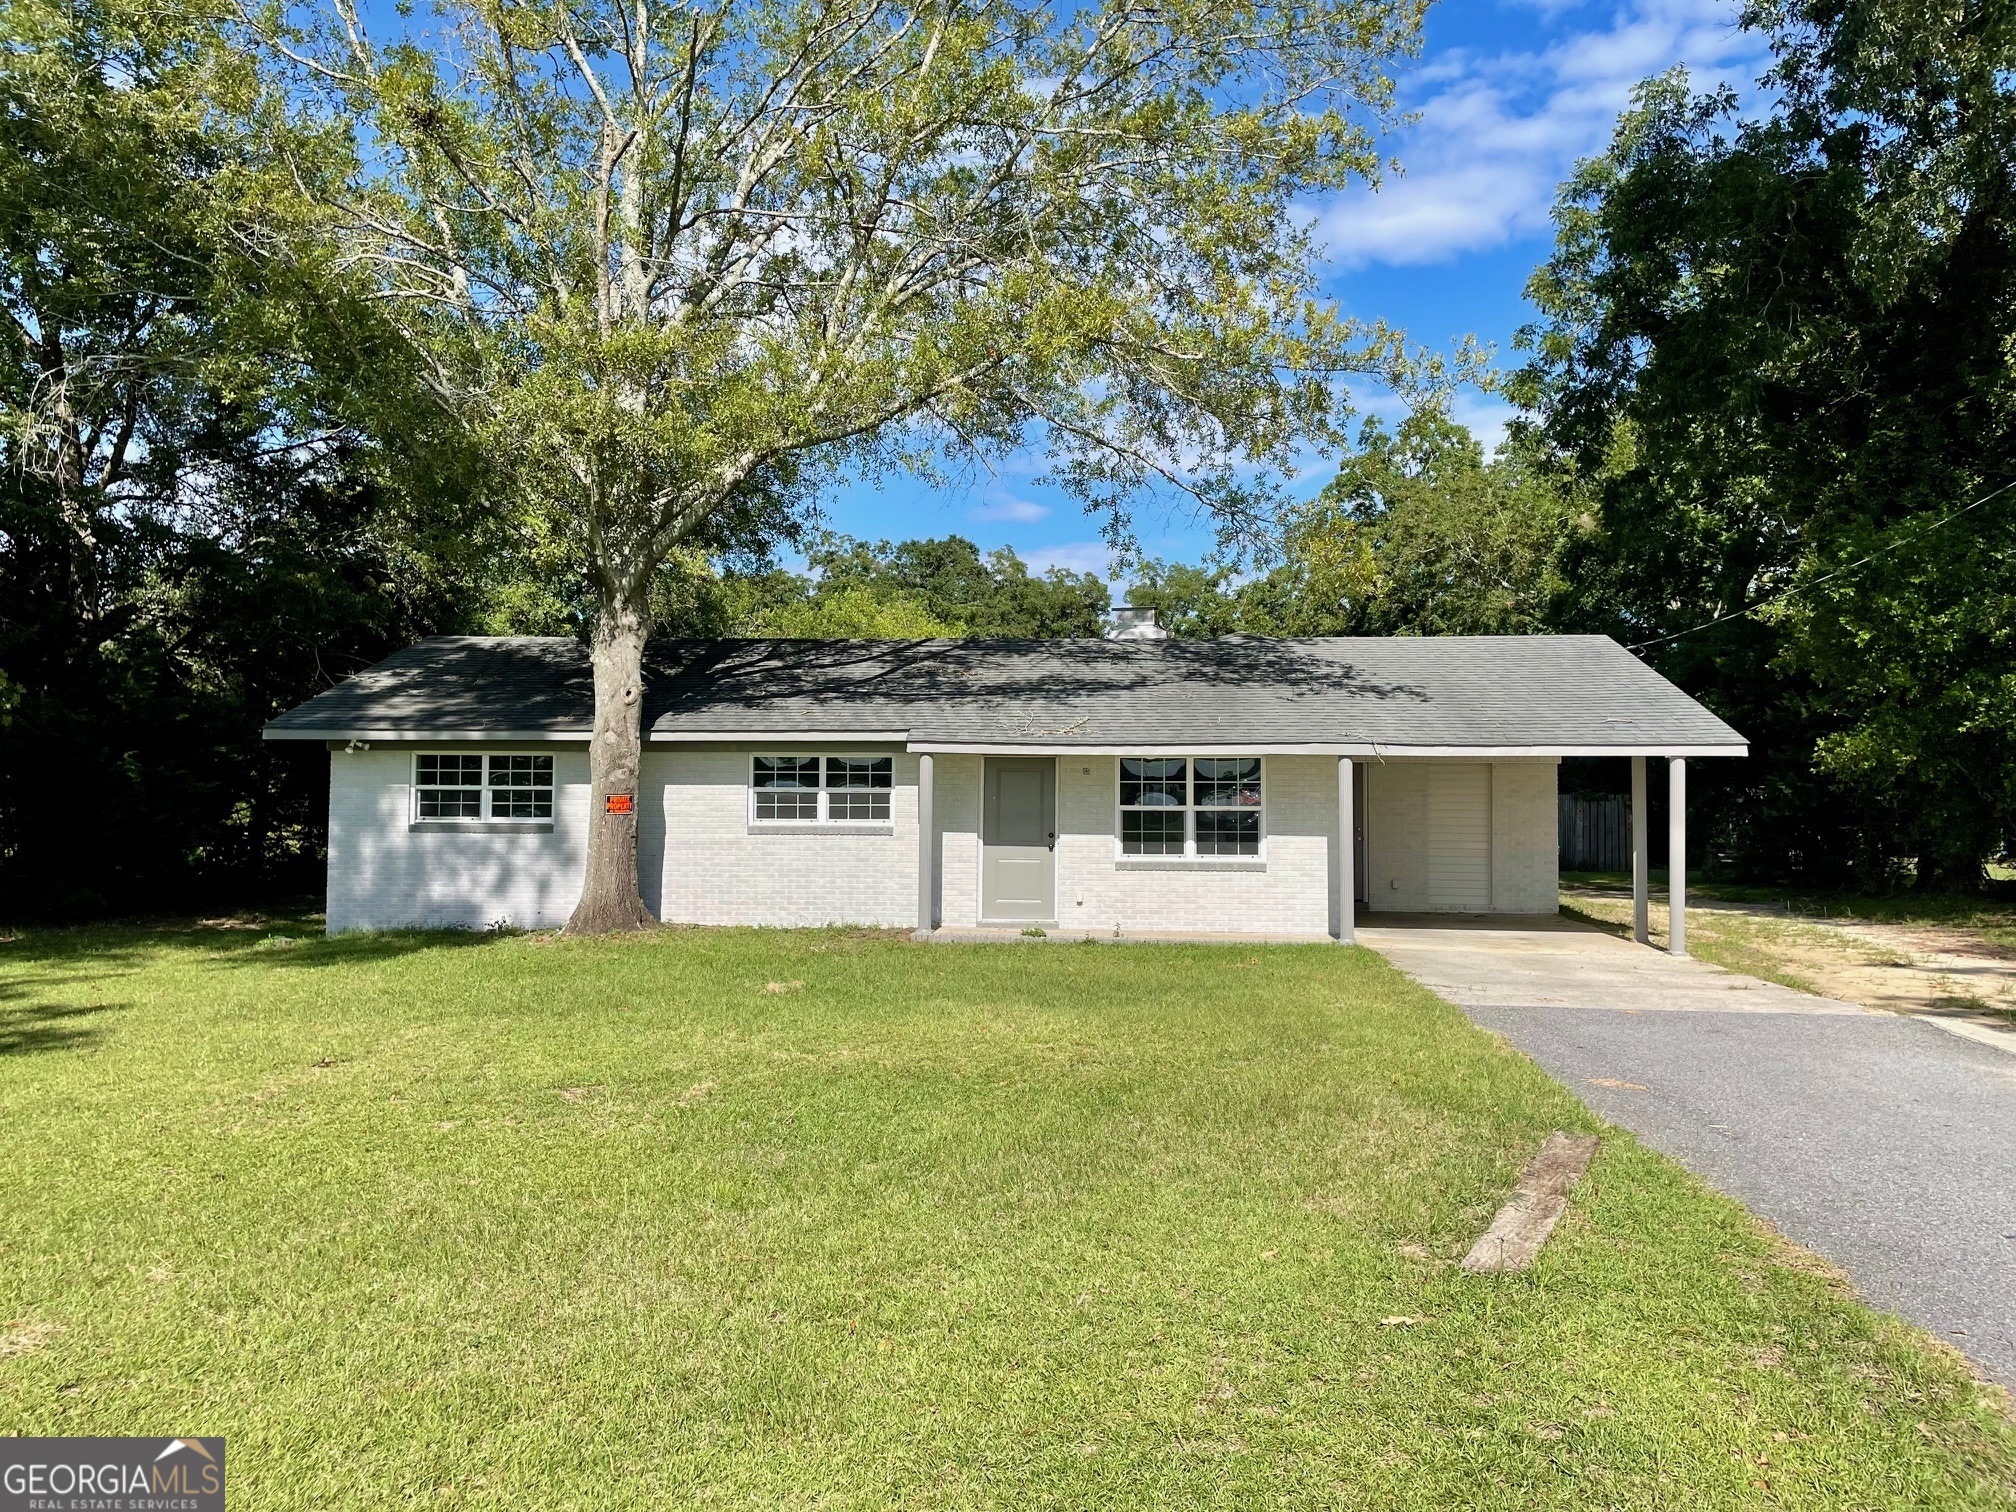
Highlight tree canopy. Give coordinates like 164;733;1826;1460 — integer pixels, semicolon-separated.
1515;0;2016;884
1127;412;1575;641
0;0;488;915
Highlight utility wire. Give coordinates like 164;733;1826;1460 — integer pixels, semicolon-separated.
1626;475;2016;653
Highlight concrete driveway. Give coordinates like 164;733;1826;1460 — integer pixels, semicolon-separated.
1360;914;2016;1388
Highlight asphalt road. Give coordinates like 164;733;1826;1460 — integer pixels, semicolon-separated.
1363;918;2016;1388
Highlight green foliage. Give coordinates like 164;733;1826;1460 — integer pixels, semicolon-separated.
810;535;1111;637
0;0;489;916
741;583;963;639
1516;10;2016;886
1127;413;1575;639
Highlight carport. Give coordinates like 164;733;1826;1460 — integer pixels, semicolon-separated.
1342;752;1732;956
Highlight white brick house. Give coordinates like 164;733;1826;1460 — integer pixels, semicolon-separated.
266;627;1746;941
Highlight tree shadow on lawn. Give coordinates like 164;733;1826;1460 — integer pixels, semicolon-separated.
211;925;517;973
0;999;125;1056
0;912;514;978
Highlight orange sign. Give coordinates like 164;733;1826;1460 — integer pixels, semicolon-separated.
604;793;634;815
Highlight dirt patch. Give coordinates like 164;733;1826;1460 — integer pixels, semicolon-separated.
0;1320;61;1357
1564;886;2016;1034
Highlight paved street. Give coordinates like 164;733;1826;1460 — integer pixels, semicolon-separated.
1362;916;2016;1387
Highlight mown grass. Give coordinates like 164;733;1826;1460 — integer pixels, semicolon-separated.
2;919;2012;1509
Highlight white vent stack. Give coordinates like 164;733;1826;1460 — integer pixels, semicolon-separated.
1105;606;1169;641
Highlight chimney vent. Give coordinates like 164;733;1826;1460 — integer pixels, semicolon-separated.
1105;606;1169;641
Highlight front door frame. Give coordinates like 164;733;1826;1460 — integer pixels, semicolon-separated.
979;755;1058;924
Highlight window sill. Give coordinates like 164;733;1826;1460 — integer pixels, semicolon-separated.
1113;856;1267;872
746;823;895;837
409;820;555;834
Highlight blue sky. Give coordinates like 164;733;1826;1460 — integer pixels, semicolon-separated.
822;0;1773;578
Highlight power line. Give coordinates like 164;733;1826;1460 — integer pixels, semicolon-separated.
1626;476;2016;653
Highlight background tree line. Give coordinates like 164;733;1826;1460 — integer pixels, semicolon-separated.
3;0;2010;917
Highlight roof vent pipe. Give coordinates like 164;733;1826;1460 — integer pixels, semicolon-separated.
1105;606;1169;641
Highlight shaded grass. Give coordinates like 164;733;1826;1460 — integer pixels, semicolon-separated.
1;920;2011;1509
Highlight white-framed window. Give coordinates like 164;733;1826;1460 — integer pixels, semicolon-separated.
1117;756;1263;857
414;753;553;821
751;754;893;824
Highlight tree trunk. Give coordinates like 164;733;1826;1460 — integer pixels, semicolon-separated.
565;591;656;933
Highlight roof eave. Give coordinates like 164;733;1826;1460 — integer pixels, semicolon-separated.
266;724;1747;759
905;741;1748;757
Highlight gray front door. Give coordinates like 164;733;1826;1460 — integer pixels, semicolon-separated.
982;758;1056;922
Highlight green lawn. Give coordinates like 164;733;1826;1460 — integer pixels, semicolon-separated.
3;921;2011;1509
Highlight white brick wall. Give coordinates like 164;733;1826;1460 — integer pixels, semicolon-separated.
1491;760;1560;912
325;744;1558;934
936;754;984;929
325;746;590;932
1043;756;1336;937
643;744;917;928
1364;758;1558;914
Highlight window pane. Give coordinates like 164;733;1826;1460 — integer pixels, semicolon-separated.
1121;810;1186;855
1194;758;1262;808
755;788;820;820
416;753;483;821
1119;757;1186;807
754;756;820;789
1196;810;1260;856
487;754;553;787
825;756;893;789
829;790;891;821
417;754;482;785
491;787;553;820
418;787;482;819
485;754;554;818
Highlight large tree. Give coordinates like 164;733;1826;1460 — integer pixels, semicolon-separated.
0;0;487;915
1517;11;2016;885
256;0;1425;930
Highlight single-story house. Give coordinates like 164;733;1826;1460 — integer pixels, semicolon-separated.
263;620;1745;945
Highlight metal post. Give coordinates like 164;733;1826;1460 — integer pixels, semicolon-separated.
1631;755;1649;945
1338;756;1355;945
1668;756;1686;957
915;752;935;938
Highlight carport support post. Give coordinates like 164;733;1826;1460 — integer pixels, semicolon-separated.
1631;756;1649;944
1668;756;1687;957
915;753;935;938
1338;756;1355;945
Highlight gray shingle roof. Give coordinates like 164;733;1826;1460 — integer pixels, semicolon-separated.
264;635;1745;753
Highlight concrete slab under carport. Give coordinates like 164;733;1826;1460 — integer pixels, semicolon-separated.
1361;912;2016;1388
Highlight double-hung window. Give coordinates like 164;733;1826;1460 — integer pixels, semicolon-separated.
752;755;893;824
1118;757;1263;858
414;754;553;822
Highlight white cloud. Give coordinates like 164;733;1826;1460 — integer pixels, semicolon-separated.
967;493;1050;524
1021;541;1115;577
1318;0;1769;269
1454;394;1522;454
